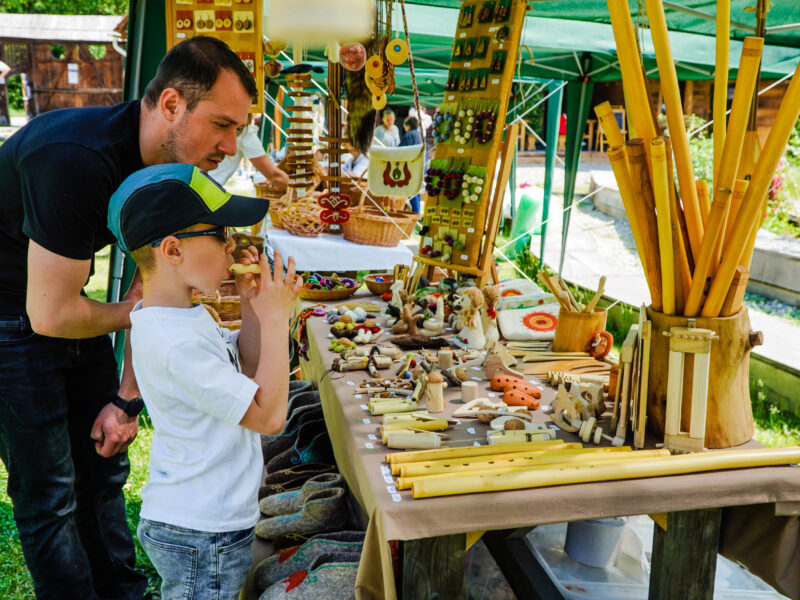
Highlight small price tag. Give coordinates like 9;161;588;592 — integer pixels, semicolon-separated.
458;148;465;154
177;32;186;38
381;465;392;477
491;78;500;85
385;475;395;484
346;381;355;386
471;376;482;382
387;485;397;494
459;32;467;38
499;43;504;49
471;366;482;371
360;404;369;411
461;254;469;260
448;95;455;101
368;434;378;441
473;441;481;446
488;392;496;398
362;418;371;425
540;405;550;411
549;424;559;429
467;228;475;233
392;493;402;502
354;394;363;399
464;62;471;67
364;442;374;449
467;427;476;435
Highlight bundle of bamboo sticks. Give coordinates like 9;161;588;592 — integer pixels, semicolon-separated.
603;0;800;318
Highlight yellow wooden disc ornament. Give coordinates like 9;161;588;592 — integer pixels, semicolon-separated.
365;55;385;78
372;93;388;110
386;38;409;65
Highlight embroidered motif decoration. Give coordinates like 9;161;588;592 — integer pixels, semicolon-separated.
283;569;307;592
382;161;412;188
318;192;351;210
278;546;299;564
522;312;558;332
319;209;351;224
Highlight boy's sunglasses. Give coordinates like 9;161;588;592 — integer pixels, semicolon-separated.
150;226;230;248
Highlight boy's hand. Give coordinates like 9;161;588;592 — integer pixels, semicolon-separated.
233;245;260;300
249;251;303;324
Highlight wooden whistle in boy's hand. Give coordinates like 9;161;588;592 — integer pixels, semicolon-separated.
229;263;261;275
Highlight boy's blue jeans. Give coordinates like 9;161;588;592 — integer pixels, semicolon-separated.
138;519;255;600
0;315;147;599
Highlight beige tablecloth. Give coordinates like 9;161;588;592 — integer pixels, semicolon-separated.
300;303;800;600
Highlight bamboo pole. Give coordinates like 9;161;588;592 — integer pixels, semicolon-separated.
396;449;671;490
627;139;663;312
740;193;770;270
684;37;764;317
398;446;632;478
411;446;800;498
724;179;749;246
607;0;657;149
696;179;711;229
384;439;573;465
720;266;749;317
594;101;626;148
651;138;675;315
607;146;648;278
644;0;703;261
714;0;730;184
703;61;800;317
664;137;692;312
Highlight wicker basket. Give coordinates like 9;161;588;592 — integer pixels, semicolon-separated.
342;188;420;246
298;285;361;301
361;193;408;212
363;273;394;295
279;189;327;237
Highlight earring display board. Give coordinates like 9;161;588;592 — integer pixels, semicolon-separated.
417;0;527;273
164;0;264;112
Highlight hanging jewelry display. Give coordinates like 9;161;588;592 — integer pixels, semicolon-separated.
318;60;351;224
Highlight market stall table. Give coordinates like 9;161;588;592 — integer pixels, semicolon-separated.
298;298;800;600
267;228;414;272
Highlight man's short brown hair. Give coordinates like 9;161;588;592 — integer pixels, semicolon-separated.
143;36;258;112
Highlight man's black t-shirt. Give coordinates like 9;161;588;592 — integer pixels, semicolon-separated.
0;101;143;315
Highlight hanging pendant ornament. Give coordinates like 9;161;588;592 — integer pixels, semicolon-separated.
372;93;388;110
365;55;384;78
339;42;367;71
263;38;287;58
385;38;409;65
320;208;351;224
264;59;283;78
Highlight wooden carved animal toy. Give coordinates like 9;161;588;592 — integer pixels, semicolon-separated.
450;287;486;349
385;279;406;326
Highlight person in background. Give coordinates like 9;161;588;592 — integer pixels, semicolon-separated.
341;143;369;179
401;115;424;213
407;106;432;136
373;108;400;147
208;115;288;188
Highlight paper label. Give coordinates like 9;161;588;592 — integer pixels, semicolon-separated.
385;475;395;484
459;32;467;38
491;78;500;85
471;376;482;382
488;392;496;398
362;418;371;424
471;366;482;371
473;441;481;446
464;62;471;67
467;228;475;233
346;381;355;386
354;394;363;399
368;434;378;440
360;404;368;411
387;485;397;494
392;493;402;502
365;442;374;449
467;427;476;435
381;465;392;477
461;254;469;260
448;95;455;101
458;148;464;154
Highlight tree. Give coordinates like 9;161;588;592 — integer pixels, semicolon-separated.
0;0;127;15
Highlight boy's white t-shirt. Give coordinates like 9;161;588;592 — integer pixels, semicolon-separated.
130;302;261;532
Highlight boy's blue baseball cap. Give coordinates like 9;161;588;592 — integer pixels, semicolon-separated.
108;163;268;252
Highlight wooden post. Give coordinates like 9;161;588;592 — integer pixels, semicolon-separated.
401;535;466;600
649;509;722;600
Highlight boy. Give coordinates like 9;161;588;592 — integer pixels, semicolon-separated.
108;163;303;599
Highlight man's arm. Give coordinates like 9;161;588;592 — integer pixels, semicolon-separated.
27;240;136;338
250;155;289;188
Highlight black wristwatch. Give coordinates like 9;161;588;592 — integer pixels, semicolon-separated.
112;394;145;417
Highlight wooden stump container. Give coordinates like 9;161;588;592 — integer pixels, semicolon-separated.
646;306;762;448
552;308;607;353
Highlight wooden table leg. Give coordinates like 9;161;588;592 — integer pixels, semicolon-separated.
649;508;722;600
400;534;466;600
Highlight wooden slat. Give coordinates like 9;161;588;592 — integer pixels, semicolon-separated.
318;147;347;154
286;105;312;111
287;117;313;123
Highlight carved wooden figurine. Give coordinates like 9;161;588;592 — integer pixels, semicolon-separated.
451;288;486;349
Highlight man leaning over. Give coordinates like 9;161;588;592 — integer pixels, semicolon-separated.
0;36;258;599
